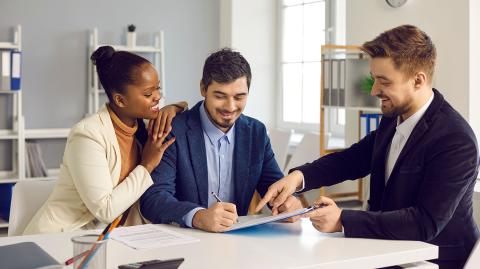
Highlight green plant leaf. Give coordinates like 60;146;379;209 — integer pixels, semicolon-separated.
361;75;374;94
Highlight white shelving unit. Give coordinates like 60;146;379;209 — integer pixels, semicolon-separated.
87;27;166;114
0;25;25;186
0;25;23;229
0;25;69;229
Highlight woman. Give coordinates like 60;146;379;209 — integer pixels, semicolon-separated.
23;46;186;234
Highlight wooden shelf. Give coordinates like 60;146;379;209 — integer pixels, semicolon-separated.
320;44;368;202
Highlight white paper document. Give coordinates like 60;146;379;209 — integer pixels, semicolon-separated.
227;206;317;232
110;224;199;249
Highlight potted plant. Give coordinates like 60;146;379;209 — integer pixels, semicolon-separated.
127;24;136;47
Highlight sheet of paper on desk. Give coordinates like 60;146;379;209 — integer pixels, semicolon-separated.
227;207;314;232
110;224;199;249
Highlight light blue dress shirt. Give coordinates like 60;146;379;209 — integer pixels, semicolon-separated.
182;101;235;227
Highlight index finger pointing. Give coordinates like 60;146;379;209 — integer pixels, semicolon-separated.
254;192;275;213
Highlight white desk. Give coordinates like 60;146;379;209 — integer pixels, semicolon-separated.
0;219;437;269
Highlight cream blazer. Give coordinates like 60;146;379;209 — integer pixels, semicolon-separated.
23;105;153;235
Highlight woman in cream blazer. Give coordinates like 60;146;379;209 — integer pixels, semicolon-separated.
23;46;183;234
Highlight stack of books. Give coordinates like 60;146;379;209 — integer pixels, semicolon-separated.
25;142;48;178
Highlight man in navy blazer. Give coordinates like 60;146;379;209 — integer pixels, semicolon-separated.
141;48;302;232
256;25;479;268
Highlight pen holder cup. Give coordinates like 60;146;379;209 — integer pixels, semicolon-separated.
71;234;108;269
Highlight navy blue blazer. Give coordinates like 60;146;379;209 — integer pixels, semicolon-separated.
293;89;479;266
140;101;284;226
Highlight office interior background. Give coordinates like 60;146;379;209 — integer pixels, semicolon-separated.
0;0;479;235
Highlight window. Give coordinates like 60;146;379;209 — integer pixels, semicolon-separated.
279;0;345;131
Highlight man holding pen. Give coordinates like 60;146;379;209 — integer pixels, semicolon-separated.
141;48;303;232
255;25;479;268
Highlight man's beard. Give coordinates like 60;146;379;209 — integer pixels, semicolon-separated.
381;102;409;118
214;118;234;129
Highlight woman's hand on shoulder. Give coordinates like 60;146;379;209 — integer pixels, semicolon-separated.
147;101;188;141
140;133;176;173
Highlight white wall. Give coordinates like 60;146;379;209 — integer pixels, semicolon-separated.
469;0;480;144
469;0;480;226
220;0;278;128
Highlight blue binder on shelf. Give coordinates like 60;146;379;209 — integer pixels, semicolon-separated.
10;50;21;90
360;113;382;138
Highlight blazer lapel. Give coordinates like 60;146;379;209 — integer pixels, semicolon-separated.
233;116;251;211
387;121;428;183
370;117;396;209
186;106;209;207
98;104;121;187
384;90;443;191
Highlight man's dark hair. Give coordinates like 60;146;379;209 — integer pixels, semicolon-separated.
201;48;251;90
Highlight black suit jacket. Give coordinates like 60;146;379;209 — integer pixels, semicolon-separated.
294;89;479;265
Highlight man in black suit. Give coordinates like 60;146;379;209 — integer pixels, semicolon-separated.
256;25;479;268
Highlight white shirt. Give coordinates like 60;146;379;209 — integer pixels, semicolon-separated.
385;93;434;183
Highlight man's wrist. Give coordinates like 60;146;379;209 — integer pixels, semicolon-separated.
191;209;206;229
291;170;305;192
183;207;204;228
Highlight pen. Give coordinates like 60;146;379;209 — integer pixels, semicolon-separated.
211;191;222;203
211;191;239;224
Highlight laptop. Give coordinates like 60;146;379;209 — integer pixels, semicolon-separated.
0;241;61;269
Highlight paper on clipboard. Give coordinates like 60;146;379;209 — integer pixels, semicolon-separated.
226;206;318;232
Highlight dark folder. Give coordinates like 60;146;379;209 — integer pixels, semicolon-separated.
0;241;61;269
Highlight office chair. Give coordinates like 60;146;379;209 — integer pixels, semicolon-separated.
268;128;292;171
8;179;56;236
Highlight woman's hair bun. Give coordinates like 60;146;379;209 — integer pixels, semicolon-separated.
90;45;115;67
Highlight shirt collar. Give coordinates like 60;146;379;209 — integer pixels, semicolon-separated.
199;101;235;145
396;92;434;138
